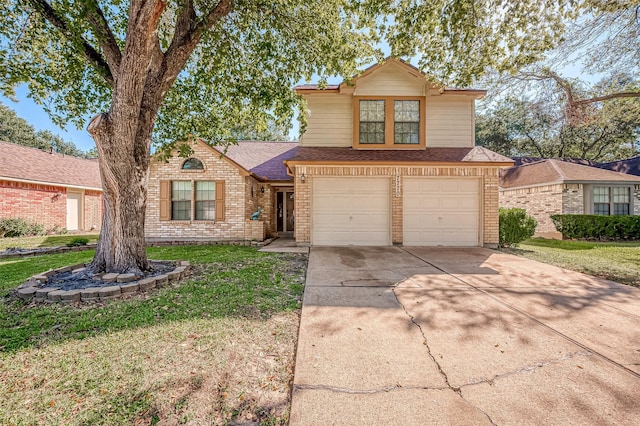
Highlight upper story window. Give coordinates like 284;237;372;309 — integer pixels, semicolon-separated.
359;100;385;144
182;158;204;170
593;186;631;215
354;96;425;149
394;100;420;145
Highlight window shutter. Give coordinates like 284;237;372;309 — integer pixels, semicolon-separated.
159;180;170;221
215;181;225;221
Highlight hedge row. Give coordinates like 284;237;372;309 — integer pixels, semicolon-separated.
0;218;47;238
551;214;640;241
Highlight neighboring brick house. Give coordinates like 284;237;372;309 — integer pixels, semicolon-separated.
145;140;297;242
148;58;512;246
0;141;103;232
500;159;640;238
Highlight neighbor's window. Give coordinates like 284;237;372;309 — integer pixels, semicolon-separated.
171;181;191;220
394;100;420;144
593;186;631;215
359;100;385;144
195;181;216;220
182;158;204;170
613;187;630;215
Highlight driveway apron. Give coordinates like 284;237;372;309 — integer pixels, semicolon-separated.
289;246;640;425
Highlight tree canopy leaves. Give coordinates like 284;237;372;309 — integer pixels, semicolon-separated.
0;102;91;157
476;74;640;161
0;0;589;151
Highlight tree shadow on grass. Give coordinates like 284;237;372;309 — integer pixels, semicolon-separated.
0;250;307;354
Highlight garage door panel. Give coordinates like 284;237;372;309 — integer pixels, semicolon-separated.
403;178;480;246
312;177;390;246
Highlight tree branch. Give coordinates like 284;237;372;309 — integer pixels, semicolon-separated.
84;1;122;80
158;0;234;94
573;91;640;105
27;0;114;86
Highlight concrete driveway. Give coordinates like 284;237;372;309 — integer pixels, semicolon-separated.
290;246;640;425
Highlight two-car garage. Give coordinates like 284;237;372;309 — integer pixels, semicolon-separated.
310;176;481;246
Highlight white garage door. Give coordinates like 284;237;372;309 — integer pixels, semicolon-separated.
403;178;480;246
312;177;390;245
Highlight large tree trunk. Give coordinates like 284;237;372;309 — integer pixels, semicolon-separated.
87;113;153;275
74;0;232;274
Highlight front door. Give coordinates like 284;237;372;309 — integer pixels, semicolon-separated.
276;191;295;233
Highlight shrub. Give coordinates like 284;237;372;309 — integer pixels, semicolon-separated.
48;225;68;235
0;218;48;238
499;208;537;248
67;237;90;247
551;214;640;241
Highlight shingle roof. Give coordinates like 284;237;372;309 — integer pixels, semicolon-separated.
286;146;513;164
294;84;340;91
0;141;102;190
500;159;640;189
511;157;597;167
596;155;640;176
214;141;298;181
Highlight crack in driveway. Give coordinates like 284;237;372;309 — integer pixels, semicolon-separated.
391;285;497;426
400;248;640;381
293;383;448;395
459;350;593;388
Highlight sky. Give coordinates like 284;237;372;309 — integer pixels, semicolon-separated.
1;86;97;151
0;53;599;153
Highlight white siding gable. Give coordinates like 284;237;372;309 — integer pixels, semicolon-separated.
354;62;426;96
299;61;478;148
300;95;352;147
426;95;475;147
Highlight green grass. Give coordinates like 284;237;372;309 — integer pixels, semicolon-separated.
504;238;640;287
0;251;96;291
0;233;99;251
0;245;305;353
0;245;306;425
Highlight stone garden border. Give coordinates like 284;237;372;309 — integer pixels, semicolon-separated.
15;260;191;304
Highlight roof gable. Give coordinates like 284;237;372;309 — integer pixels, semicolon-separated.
162;139;298;182
294;57;486;98
351;60;426;96
0;141;102;190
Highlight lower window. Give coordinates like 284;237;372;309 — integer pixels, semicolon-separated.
593;186;631;216
195;181;215;220
171;180;215;220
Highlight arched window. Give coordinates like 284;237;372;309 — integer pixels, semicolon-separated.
182;158;204;170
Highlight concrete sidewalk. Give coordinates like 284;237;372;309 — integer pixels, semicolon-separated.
290;246;640;425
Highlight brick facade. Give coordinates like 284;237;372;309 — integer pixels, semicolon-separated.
562;184;584;215
145;142;274;241
84;190;104;231
501;183;640;239
499;184;564;237
0;180;102;232
292;165;501;247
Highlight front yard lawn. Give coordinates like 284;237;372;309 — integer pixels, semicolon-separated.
503;238;640;288
0;245;306;425
0;233;100;251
